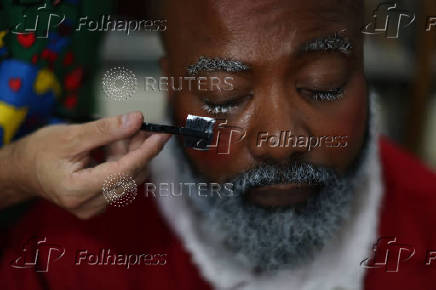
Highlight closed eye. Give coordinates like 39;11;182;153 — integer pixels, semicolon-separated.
297;87;344;102
202;103;237;115
201;94;251;115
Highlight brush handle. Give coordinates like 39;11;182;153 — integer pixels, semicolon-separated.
141;123;180;135
56;116;208;140
141;122;207;139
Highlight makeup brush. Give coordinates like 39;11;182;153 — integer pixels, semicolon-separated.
184;114;216;149
57;114;216;150
142;114;216;149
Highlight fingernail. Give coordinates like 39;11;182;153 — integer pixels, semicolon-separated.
122;112;137;128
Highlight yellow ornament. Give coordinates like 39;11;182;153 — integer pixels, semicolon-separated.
0;101;28;145
34;69;62;97
0;30;7;48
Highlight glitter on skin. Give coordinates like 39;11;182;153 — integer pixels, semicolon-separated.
304;33;353;55
187;56;250;76
186;34;351;77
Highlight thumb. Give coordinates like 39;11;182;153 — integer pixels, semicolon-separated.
74;111;143;153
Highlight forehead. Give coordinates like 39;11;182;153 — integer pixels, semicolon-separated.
213;0;351;30
163;0;359;66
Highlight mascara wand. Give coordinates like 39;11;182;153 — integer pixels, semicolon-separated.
58;114;216;150
142;114;216;149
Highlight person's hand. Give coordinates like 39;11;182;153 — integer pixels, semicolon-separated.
8;111;171;219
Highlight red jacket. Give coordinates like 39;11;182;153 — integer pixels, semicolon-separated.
1;138;436;290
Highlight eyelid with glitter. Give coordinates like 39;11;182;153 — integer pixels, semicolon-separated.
201;94;252;115
295;55;349;103
297;85;345;102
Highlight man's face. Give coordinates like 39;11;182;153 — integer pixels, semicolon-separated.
162;0;367;208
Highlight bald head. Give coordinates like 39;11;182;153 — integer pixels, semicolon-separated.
158;0;364;57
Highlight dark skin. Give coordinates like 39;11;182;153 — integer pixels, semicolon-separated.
160;0;367;207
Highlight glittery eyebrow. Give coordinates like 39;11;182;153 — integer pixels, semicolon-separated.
299;33;353;56
186;56;250;76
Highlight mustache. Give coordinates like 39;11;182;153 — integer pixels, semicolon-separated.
225;161;339;195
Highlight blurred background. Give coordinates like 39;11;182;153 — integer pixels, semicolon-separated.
361;0;436;168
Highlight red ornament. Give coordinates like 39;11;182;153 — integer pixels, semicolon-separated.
31;54;38;64
64;68;83;91
63;52;74;66
64;94;78;109
41;49;58;63
17;33;36;48
8;78;22;92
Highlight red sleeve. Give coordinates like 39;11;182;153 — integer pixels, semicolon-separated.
364;137;436;289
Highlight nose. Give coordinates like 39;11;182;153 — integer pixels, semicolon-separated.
246;85;310;164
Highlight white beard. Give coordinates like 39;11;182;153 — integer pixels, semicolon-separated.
150;94;384;290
